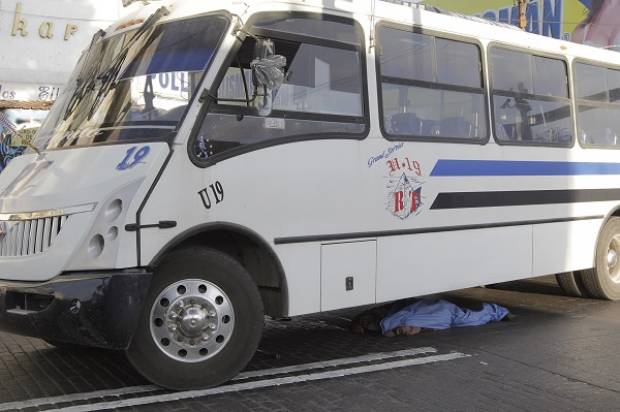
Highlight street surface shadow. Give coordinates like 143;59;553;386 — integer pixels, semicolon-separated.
486;275;565;296
0;280;610;404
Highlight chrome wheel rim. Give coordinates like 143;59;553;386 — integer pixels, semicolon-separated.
150;279;235;363
607;235;620;284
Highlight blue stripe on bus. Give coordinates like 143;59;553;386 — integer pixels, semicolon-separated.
430;160;620;176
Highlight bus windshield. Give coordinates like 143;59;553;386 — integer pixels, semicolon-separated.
31;13;229;151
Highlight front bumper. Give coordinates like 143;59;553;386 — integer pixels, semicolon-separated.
0;269;152;350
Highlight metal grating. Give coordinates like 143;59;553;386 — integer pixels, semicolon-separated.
0;215;69;257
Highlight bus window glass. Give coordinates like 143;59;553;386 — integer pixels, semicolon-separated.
379;30;434;83
252;16;362;46
196;113;364;157
491;47;573;146
490;48;533;94
190;14;366;162
33;15;229;151
533;56;568;97
436;38;482;88
275;44;362;116
382;85;486;139
377;26;487;142
575;63;608;101
494;97;572;143
218;43;363;117
575;63;620;147
578;106;619;146
607;69;620;102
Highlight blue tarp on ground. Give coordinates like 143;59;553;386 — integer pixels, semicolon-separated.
380;299;510;335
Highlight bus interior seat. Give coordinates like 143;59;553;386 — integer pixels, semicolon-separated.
390;112;422;135
422;119;441;136
440;117;472;138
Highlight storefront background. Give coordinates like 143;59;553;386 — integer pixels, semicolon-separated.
0;0;122;106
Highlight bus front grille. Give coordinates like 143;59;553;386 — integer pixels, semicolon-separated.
0;216;69;257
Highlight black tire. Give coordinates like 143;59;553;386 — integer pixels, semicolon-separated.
555;272;587;297
126;247;264;390
579;217;620;300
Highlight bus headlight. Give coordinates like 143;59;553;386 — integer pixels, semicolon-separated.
88;234;105;258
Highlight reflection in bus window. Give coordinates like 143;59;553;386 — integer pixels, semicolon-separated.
490;47;572;145
218;44;362;117
377;27;487;141
33;15;229;150
575;63;608;102
575;62;620;147
190;15;366;161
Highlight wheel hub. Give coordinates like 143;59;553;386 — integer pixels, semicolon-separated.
607;249;618;269
170;298;216;339
150;279;234;362
607;235;620;284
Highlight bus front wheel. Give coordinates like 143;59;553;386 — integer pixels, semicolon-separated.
580;217;620;300
126;247;264;390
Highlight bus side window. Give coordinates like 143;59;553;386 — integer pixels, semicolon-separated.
188;13;367;164
377;26;488;142
575;63;620;148
490;47;573;146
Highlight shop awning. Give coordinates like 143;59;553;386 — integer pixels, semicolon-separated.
0;100;53;110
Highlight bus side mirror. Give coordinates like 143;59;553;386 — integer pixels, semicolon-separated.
250;39;286;117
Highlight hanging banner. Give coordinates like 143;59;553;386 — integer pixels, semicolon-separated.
425;0;619;50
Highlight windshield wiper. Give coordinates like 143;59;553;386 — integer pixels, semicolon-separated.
62;30;106;121
62;6;168;123
86;6;170;121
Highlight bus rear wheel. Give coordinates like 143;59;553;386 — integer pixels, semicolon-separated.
555;272;588;297
126;247;264;390
579;217;620;300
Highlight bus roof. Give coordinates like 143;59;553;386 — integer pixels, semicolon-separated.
117;0;620;68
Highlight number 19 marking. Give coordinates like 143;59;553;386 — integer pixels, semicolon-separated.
117;146;150;171
199;181;224;210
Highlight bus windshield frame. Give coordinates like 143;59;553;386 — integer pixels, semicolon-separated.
31;11;230;152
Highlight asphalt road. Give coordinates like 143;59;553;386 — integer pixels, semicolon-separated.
0;277;619;412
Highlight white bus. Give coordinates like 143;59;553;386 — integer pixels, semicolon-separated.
0;0;619;390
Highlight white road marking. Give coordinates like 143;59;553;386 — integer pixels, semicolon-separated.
0;346;437;411
48;352;470;412
236;346;437;380
0;386;161;412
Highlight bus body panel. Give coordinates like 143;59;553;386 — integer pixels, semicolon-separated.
532;219;602;276
275;243;320;316
0;143;170;281
140;133;616;316
376;226;532;303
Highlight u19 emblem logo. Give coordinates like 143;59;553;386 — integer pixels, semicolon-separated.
384;156;424;220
